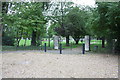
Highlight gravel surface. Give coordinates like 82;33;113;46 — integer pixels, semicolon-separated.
2;48;118;78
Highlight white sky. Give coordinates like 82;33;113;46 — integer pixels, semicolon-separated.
72;0;96;7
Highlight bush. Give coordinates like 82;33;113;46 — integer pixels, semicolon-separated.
2;34;15;46
115;39;120;53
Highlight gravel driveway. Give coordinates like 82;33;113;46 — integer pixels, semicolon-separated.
2;49;118;78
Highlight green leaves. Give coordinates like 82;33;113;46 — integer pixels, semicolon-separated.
2;2;47;46
88;2;120;53
66;7;86;36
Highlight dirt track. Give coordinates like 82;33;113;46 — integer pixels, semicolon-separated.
2;50;118;78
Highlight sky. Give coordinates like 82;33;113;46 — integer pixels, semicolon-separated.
72;0;96;7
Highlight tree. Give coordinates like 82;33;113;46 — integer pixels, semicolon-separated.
87;6;107;48
47;23;57;47
46;2;74;46
106;2;120;53
3;2;47;46
54;22;71;46
54;6;87;45
2;2;15;46
67;8;86;44
89;2;120;52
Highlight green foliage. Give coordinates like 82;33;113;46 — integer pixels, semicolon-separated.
64;7;87;44
66;7;86;36
48;23;57;37
89;2;120;37
53;6;88;44
89;2;120;52
2;2;47;46
2;32;15;46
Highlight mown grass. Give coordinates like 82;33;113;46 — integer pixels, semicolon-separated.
19;39;31;46
2;40;82;51
90;44;107;53
18;39;102;46
2;39;106;52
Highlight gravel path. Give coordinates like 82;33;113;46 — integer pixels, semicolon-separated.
2;48;118;78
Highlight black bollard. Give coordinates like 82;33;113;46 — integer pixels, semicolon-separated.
44;43;46;52
60;44;62;54
82;43;85;54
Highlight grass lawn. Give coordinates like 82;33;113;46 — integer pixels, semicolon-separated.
2;40;82;51
90;44;107;53
2;39;107;52
19;39;31;46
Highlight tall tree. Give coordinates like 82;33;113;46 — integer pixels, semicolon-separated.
89;2;120;53
2;2;15;46
55;7;86;44
46;2;73;46
3;2;47;46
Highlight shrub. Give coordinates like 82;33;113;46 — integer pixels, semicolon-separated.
2;33;15;46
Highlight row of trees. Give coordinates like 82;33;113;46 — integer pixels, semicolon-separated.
2;2;87;46
2;2;120;53
47;2;120;52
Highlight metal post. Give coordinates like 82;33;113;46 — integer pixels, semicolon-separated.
44;43;46;52
82;43;85;54
60;44;62;54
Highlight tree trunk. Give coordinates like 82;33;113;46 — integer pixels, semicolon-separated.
16;31;19;47
66;36;69;46
102;37;105;48
17;39;21;47
106;36;113;53
16;38;19;47
75;40;79;44
31;30;37;46
48;36;50;47
73;37;80;45
16;36;21;47
115;38;120;53
24;38;27;46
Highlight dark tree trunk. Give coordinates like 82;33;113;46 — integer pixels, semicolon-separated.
66;36;69;46
115;38;120;53
24;38;27;46
2;2;9;14
75;40;79;44
106;36;113;53
73;37;80;45
16;36;21;47
16;31;19;47
17;39;21;47
1;2;9;46
102;37;105;48
31;30;37;46
48;36;50;47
